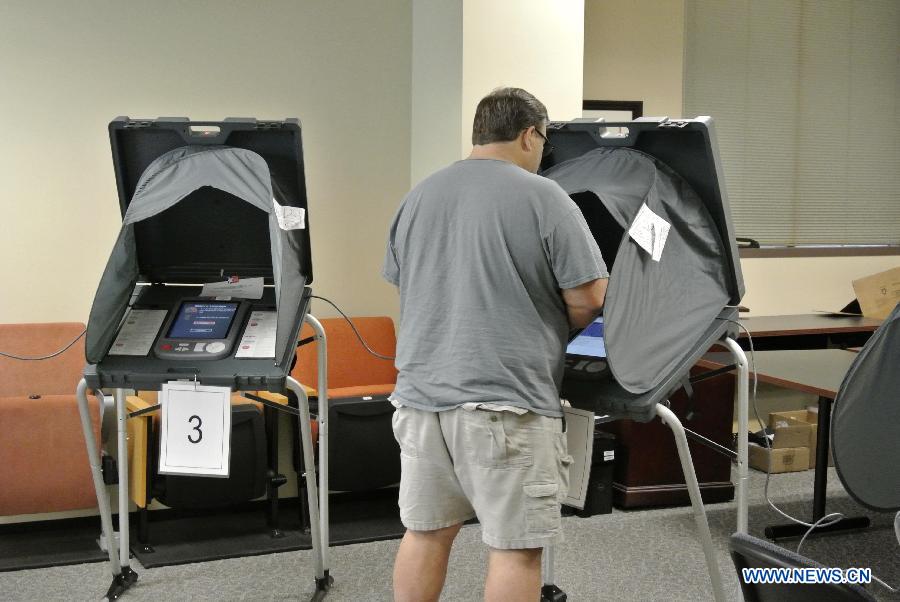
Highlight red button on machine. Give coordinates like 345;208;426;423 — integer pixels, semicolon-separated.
161;343;173;351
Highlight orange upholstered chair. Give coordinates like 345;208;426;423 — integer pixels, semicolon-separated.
292;316;397;399
0;323;101;516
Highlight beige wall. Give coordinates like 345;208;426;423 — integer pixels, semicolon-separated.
0;0;411;325
461;0;585;158
740;256;899;316
410;0;463;186
583;0;684;117
410;0;585;184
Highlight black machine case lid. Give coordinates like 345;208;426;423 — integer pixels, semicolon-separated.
84;117;313;387
108;116;312;284
543;116;744;401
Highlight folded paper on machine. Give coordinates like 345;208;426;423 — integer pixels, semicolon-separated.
852;266;900;320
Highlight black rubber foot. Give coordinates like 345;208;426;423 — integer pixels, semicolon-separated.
541;584;567;602
316;571;334;591
309;571;334;601
765;516;871;541
122;567;139;586
105;568;139;600
105;577;126;601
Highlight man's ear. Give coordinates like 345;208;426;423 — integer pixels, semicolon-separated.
521;126;536;152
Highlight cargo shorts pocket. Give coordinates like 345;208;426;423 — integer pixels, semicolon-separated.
524;482;560;534
391;408;418;458
465;413;533;469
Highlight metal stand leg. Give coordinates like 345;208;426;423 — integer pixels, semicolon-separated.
114;390;132;569
541;545;566;601
723;338;749;534
76;379;137;600
657;403;726;602
305;314;330;578
287;374;332;600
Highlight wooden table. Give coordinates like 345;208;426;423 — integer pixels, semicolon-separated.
699;349;870;541
734;314;881;352
699;349;856;397
738;314;882;338
603;315;880;511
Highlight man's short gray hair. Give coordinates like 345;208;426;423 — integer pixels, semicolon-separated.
471;87;548;146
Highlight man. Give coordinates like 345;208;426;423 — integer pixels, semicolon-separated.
383;87;608;602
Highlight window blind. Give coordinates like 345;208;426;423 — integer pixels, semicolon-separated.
683;0;899;246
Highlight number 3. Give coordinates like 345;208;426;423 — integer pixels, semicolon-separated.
188;415;203;444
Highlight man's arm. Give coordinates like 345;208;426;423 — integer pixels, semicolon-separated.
561;278;607;330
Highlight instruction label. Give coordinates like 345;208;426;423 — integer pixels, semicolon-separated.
628;203;671;262
109;309;167;356
236;311;277;359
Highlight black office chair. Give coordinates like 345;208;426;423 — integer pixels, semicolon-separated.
152;404;268;508
288;393;400;492
729;532;877;601
326;395;400;492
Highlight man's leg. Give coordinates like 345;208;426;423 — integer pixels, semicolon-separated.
484;547;543;602
393;523;463;602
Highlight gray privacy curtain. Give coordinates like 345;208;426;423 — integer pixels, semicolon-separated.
832;303;900;512
543;147;731;394
85;145;305;367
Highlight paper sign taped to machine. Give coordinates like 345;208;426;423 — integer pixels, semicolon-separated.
201;277;264;299
628;203;670;262
273;198;306;230
158;381;232;478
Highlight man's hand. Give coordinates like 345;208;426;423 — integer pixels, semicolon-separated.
562;278;607;330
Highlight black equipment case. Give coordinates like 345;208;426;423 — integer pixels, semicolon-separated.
543;117;743;423
84;117;313;393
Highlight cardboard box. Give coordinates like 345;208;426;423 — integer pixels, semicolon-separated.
771;409;833;468
852;266;900;320
768;412;813;449
748;443;810;473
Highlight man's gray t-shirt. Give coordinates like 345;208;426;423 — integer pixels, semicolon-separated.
382;159;608;417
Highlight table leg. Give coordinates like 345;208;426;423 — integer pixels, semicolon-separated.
764;396;870;541
811;396;831;520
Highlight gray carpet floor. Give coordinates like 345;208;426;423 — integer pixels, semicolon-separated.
2;467;898;601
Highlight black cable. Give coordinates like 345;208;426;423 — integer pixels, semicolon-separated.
0;329;86;361
310;295;396;361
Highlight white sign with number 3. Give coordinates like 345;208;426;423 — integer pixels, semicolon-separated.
158;381;232;477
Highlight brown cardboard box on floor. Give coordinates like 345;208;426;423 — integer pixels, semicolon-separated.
768;412;813;449
748;443;810;473
770;409;835;469
852;266;900;320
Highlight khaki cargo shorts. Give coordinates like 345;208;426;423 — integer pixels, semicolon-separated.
391;405;572;550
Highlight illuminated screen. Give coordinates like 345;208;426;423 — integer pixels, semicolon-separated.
167;302;238;340
566;317;606;358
